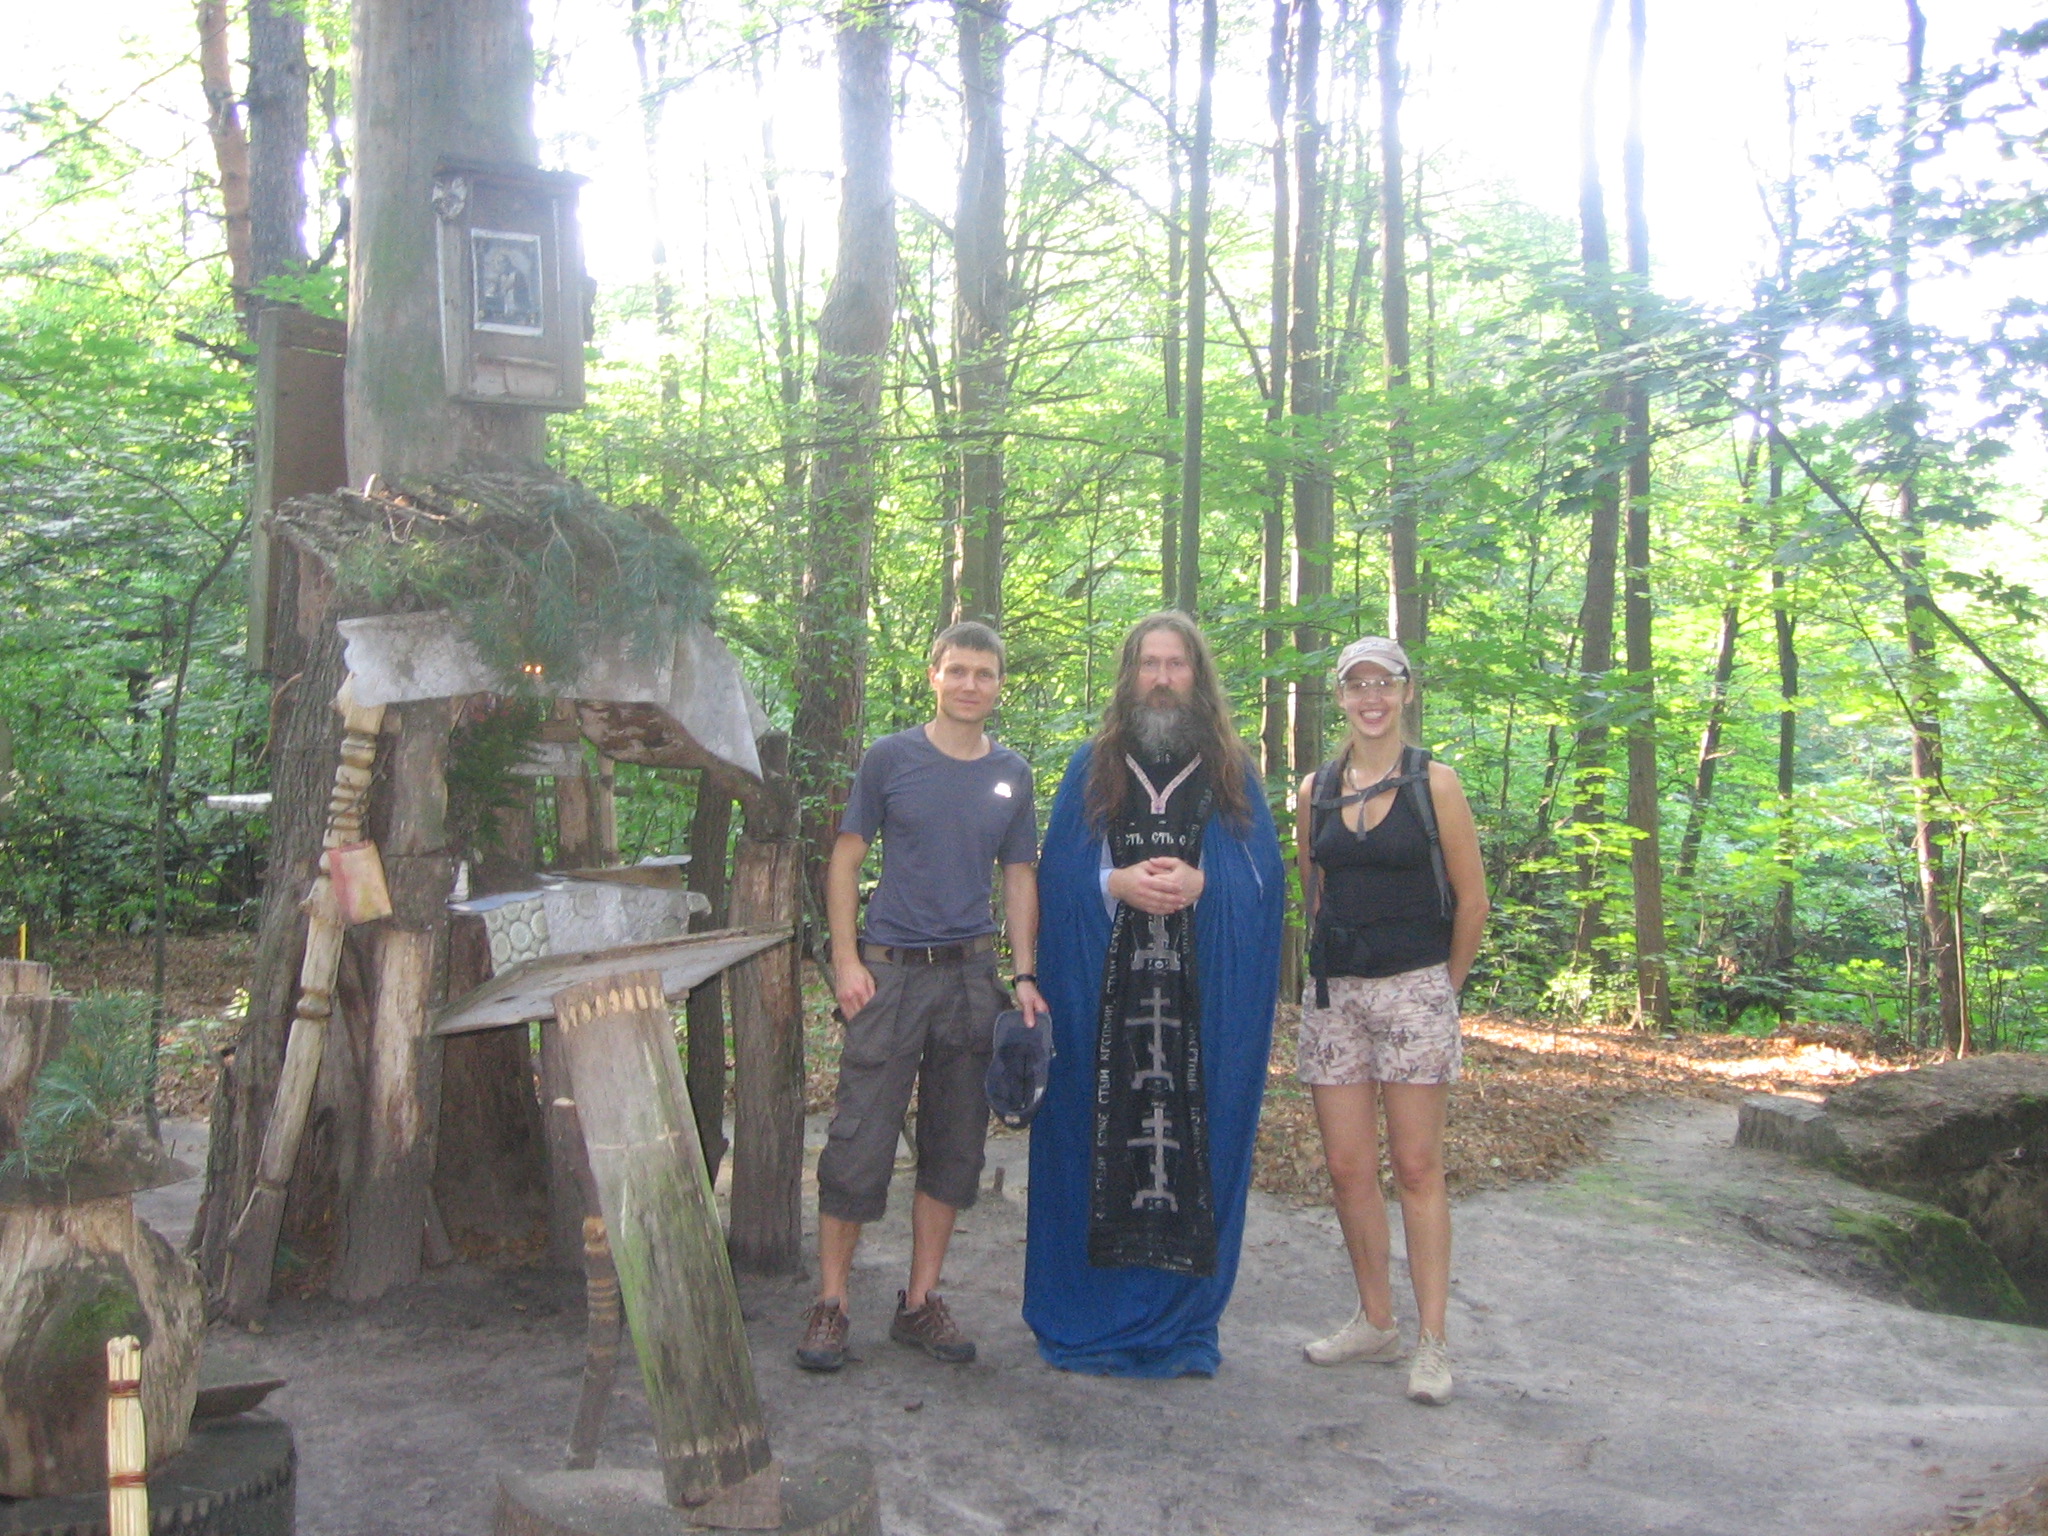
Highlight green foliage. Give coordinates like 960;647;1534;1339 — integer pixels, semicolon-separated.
1;992;154;1179
3;0;2047;1064
276;474;716;682
446;697;548;856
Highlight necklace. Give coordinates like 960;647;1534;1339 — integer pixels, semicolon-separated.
1342;750;1400;791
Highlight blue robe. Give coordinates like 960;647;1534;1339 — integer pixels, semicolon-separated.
1024;742;1286;1377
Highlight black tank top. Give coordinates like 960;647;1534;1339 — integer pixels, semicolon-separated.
1312;784;1453;977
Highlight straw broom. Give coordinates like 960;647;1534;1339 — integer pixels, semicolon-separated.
105;1335;147;1536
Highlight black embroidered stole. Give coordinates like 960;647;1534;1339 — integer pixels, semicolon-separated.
1087;750;1218;1276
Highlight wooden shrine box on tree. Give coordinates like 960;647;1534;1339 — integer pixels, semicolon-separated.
432;161;587;411
245;306;347;674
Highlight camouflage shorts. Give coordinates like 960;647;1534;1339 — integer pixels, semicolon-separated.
1297;965;1462;1086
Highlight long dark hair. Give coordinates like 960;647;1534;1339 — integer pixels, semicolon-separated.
1083;611;1252;830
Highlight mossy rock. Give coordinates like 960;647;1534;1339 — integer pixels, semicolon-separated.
1832;1204;2031;1325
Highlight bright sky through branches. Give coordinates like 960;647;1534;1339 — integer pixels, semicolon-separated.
6;0;2041;366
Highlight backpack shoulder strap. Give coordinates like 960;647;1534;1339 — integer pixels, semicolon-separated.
1401;745;1455;921
1308;756;1348;850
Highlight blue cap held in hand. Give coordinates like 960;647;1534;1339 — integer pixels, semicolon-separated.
985;1008;1053;1130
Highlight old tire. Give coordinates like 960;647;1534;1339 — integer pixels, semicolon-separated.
0;1413;294;1536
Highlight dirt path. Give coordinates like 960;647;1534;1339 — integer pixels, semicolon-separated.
148;1099;2048;1536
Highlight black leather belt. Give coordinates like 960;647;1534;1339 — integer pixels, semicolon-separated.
860;934;996;966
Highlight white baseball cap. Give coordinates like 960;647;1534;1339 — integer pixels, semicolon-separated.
1335;636;1411;680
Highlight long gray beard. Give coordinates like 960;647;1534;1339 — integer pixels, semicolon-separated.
1131;700;1198;760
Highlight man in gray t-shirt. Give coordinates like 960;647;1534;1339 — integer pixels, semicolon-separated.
796;622;1046;1374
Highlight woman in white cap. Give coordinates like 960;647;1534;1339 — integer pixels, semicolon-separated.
1294;636;1489;1405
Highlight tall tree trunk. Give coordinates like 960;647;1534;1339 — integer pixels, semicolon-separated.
756;69;808;619
1289;0;1334;775
1569;0;1622;964
1620;0;1670;1028
1883;1;1965;1053
1161;0;1183;608
1766;76;1803;1020
1261;0;1292;778
794;2;897;901
1175;0;1219;616
196;0;254;313
195;558;344;1290
332;0;545;1301
245;0;310;305
1377;0;1422;664
630;0;684;516
346;0;544;481
1770;474;1800;1018
952;0;1009;625
1673;582;1740;891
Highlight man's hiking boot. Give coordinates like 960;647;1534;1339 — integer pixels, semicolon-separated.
795;1299;850;1372
1303;1307;1403;1366
890;1291;976;1363
1407;1330;1453;1405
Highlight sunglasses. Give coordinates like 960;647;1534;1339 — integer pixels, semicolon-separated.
1338;675;1406;696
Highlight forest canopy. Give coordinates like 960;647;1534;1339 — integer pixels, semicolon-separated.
3;0;2047;1054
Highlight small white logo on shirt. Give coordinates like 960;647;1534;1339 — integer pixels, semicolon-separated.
994;780;1013;798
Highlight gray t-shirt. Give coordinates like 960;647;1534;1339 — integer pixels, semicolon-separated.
840;726;1037;947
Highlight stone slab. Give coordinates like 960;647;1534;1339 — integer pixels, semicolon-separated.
1734;1093;1844;1159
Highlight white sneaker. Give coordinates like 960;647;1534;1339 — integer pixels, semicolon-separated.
1302;1308;1403;1366
1407;1330;1453;1404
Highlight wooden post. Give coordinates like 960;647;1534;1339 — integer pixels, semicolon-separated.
726;833;804;1277
592;757;619;865
550;970;776;1519
538;1023;584;1269
685;776;734;1182
336;698;455;1301
552;1099;620;1471
555;770;596;869
219;681;383;1320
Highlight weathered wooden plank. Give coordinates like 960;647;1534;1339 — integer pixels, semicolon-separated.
552;970;774;1515
725;837;804;1277
433;925;790;1037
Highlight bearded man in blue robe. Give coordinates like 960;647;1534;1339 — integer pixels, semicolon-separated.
1024;611;1286;1377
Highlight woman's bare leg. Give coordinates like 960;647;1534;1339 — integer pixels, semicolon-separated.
1379;1082;1451;1336
1311;1083;1396;1330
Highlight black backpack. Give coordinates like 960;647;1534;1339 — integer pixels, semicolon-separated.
1306;744;1453;1006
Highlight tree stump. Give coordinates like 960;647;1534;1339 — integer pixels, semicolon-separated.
0;962;68;1156
0;1197;203;1498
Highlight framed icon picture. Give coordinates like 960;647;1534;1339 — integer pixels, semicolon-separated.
471;230;545;336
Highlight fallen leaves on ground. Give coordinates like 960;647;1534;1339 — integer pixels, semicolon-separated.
1917;1474;2048;1536
1254;1007;1927;1205
39;932;251;1121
